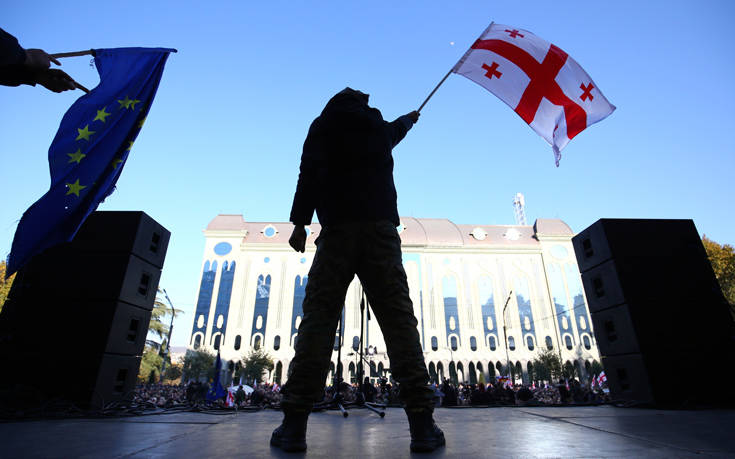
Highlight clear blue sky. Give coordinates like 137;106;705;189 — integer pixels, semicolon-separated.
2;1;734;347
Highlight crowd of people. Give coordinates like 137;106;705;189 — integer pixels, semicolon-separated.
132;376;610;410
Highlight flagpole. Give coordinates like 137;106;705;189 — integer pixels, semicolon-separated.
416;21;494;113
49;50;95;59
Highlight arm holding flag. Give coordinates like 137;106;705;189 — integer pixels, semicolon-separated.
0;28;77;92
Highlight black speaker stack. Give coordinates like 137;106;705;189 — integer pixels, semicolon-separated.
0;211;170;410
572;218;735;407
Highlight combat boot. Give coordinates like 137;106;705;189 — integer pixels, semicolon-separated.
405;409;445;452
270;408;309;452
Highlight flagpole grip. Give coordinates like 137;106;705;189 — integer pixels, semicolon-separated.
50;50;95;59
417;68;453;113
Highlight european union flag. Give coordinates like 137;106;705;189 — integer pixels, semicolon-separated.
7;47;175;276
206;350;227;401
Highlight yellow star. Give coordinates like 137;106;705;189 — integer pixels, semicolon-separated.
118;96;133;109
76;125;95;141
67;149;86;164
138;116;147;128
130;98;141;110
93;107;111;123
65;179;87;197
112;158;123;169
126;140;134;151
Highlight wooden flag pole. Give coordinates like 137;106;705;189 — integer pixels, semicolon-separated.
416;21;494;113
48;50;95;93
49;50;95;59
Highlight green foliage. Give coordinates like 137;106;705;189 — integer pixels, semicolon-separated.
182;349;216;382
138;346;164;383
563;361;576;379
149;288;183;343
240;349;274;385
163;362;183;382
703;236;735;309
532;348;563;382
590;360;604;377
0;261;15;313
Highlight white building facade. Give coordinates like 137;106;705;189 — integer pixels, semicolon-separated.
188;215;600;385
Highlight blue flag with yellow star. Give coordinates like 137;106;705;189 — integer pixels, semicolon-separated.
6;47;175;277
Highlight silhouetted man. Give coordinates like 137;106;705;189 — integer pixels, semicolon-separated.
271;88;444;453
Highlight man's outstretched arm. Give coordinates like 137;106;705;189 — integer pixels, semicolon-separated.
386;110;420;149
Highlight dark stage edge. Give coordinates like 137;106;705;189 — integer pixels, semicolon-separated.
2;406;734;458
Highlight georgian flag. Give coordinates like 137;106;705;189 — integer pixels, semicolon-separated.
598;371;607;384
453;23;615;165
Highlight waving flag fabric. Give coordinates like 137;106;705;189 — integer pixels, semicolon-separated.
206;350;227;401
453;23;615;165
7;47;175;276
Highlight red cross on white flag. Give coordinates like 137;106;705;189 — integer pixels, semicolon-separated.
452;23;615;165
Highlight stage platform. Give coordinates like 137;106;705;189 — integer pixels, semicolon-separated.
2;405;734;458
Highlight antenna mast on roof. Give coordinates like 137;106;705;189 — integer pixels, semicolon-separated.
513;193;527;226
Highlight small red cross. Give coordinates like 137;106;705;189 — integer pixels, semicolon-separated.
505;29;524;38
580;83;594;101
482;62;502;79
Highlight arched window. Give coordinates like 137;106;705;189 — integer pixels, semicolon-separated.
349;362;356;383
274;361;283;385
291;276;307;338
251;274;271;342
470;336;477;351
526;335;535;350
527;362;534;383
565;335;573;350
213;334;221;350
431;336;438;351
478;276;497;336
450;336;458;351
437;362;445;382
469;362;477;384
234;335;242;350
193;334;201;349
370;361;378;377
429;362;437;384
582;335;591;350
488;335;497;351
352;336;360;351
545;336;554;350
254;335;262;350
274;335;281;351
488;362;496;377
442;276;461;349
508;336;516;351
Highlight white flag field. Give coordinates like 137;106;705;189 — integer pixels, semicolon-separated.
450;23;615;165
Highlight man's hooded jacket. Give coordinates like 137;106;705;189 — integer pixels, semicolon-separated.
290;88;414;227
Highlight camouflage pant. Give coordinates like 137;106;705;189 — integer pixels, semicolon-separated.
281;220;434;411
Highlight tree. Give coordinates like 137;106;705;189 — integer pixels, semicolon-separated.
0;260;16;313
163;362;183;382
240;349;274;385
138;345;164;383
149;288;183;344
182;349;216;382
702;236;735;312
533;348;563;382
590;360;604;377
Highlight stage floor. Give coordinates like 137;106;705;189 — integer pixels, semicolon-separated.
2;405;734;458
